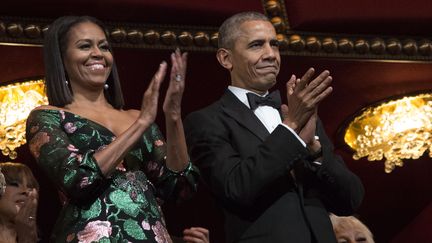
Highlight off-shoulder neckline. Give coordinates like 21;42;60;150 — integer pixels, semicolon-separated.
31;108;118;137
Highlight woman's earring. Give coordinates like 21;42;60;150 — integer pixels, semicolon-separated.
65;80;69;85
104;83;109;90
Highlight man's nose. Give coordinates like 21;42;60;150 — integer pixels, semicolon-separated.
263;43;277;60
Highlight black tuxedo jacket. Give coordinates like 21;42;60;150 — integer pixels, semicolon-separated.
184;90;364;243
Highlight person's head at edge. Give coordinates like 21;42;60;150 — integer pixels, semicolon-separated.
216;11;281;95
330;213;375;243
0;162;39;223
0;167;5;196
43;15;124;109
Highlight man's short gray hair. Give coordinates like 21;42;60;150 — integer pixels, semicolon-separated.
218;11;270;49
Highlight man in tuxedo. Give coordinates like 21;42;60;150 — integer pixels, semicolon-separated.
184;11;364;243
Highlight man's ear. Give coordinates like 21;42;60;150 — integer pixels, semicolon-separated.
216;48;233;71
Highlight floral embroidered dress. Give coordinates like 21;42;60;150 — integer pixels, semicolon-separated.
26;109;199;243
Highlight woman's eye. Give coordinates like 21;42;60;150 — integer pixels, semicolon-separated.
7;182;19;187
100;45;110;51
79;44;90;49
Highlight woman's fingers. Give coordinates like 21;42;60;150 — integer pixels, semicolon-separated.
169;48;188;85
144;61;166;101
152;61;167;91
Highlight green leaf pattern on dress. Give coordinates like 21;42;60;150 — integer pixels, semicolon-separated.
25;109;200;242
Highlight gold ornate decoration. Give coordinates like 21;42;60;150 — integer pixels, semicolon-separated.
0;78;47;159
260;0;432;61
0;16;219;51
1;3;432;60
343;93;432;173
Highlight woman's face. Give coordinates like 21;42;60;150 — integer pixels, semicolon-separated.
62;21;113;92
0;175;34;221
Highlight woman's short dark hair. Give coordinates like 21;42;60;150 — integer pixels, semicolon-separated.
0;162;39;192
43;16;124;108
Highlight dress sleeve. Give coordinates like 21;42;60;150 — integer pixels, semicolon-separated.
140;123;200;202
25;110;108;204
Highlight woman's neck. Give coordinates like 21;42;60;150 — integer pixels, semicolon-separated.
0;222;17;243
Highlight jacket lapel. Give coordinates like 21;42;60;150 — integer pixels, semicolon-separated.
220;90;270;141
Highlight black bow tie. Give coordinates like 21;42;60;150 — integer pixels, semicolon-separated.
246;90;281;110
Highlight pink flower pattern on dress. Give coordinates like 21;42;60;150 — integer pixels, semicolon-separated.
59;110;66;120
29;132;50;159
97;145;108;151
154;139;164;147
79;177;89;188
67;144;82;161
152;221;172;243
141;220;151;230
116;162;126;172
67;144;79;152
77;220;112;243
64;122;77;134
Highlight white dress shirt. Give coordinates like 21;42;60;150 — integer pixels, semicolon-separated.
228;86;306;147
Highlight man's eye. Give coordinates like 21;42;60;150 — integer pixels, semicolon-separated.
250;43;261;48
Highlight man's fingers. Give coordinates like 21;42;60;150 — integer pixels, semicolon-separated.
183;228;209;243
308;75;332;100
296;67;315;90
190;227;209;236
313;86;333;104
302;71;332;105
306;70;330;90
280;104;289;116
286;75;296;95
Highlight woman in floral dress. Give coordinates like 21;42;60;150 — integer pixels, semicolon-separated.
25;16;199;242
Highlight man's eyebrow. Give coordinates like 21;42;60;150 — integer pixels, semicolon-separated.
270;39;279;45
248;39;264;44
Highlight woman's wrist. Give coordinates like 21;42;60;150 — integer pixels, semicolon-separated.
164;111;182;123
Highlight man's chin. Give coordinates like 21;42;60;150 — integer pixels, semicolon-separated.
260;78;277;90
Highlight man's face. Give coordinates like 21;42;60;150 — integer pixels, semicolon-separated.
228;20;280;94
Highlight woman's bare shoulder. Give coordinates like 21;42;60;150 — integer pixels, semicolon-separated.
122;108;140;118
32;105;62;111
